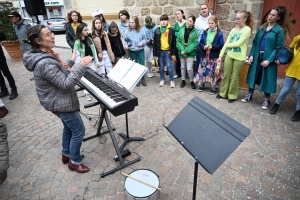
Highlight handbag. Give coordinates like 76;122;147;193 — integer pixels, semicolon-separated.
275;46;294;64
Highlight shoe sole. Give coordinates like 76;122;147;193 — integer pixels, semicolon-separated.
261;107;269;110
241;99;249;103
68;166;90;173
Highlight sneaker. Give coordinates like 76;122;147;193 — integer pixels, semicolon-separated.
198;86;203;92
85;94;92;101
291;110;300;122
0;91;9;98
228;99;235;103
190;81;196;89
170;81;175;88
241;94;252;103
209;89;217;95
261;100;270;110
269;103;280;114
180;80;186;88
159;80;164;87
216;94;226;99
147;72;154;78
9;91;18;100
30;76;35;81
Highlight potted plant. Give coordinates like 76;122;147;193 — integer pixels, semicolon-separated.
0;2;23;60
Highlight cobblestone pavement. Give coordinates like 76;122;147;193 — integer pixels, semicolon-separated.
0;44;299;200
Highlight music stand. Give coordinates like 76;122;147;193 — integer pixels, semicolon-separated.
165;97;250;200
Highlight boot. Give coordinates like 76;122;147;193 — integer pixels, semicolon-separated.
141;79;147;86
68;159;90;173
9;91;18;100
62;154;85;164
180;80;186;88
0;106;8;118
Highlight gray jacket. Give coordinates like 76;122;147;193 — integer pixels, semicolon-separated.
0;120;9;176
13;19;31;54
23;51;86;112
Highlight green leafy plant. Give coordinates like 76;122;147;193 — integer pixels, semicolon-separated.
0;2;19;43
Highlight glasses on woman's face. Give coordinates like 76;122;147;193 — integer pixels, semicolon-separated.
45;32;54;37
82;29;89;32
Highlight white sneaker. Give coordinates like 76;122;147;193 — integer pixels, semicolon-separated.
159;80;164;87
147;72;154;78
174;75;178;79
85;94;92;101
170;81;175;88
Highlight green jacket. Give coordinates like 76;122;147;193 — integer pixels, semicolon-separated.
73;37;100;66
176;27;199;58
246;23;284;93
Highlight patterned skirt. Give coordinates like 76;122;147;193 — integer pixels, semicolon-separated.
196;57;223;87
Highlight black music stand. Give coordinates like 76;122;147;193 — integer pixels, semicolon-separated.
165;97;250;200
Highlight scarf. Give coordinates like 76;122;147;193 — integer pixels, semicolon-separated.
145;23;156;29
71;22;79;32
46;50;72;72
160;25;167;33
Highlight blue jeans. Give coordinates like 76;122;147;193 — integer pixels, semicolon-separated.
159;50;174;81
53;111;85;165
276;76;300;111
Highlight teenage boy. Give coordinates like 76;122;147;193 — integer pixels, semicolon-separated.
153;14;176;88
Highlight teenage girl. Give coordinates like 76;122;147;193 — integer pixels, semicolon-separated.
176;16;198;89
125;16;147;87
241;6;293;110
108;21;126;65
196;15;224;94
91;17;115;76
216;10;253;103
73;23;101;101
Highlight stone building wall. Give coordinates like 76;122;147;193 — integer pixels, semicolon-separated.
124;0;264;40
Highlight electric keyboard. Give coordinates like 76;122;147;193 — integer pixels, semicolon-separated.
78;68;138;116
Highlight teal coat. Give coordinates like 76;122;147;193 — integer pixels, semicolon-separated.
176;28;199;58
246;23;284;93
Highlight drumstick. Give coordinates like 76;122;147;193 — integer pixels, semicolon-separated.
121;172;161;191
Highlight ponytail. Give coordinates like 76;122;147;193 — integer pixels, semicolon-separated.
238;10;253;31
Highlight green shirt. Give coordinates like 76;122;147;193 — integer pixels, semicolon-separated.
206;29;216;45
219;26;251;61
174;21;186;37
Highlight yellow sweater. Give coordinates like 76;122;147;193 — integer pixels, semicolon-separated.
160;24;171;50
286;35;300;80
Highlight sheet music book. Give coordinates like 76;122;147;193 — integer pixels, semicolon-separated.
107;58;148;92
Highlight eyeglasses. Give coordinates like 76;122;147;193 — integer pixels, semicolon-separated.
82;29;89;32
45;32;54;37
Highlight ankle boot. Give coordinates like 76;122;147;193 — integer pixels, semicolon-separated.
180;80;186;88
9;91;18;100
0;106;8;118
62;154;85;164
141;79;147;86
68;159;90;173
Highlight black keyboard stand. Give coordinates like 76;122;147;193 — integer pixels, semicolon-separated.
82;102;113;142
99;109;141;178
119;113;145;153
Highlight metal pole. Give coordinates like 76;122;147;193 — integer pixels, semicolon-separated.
192;161;198;200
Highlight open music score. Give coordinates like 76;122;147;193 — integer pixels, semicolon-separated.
107;58;148;92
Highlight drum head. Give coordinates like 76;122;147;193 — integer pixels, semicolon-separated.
125;169;159;198
276;46;293;64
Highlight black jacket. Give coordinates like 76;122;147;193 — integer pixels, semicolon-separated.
153;26;176;57
0;31;6;59
108;34;126;58
64;23;76;48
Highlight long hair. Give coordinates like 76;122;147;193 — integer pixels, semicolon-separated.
67;10;83;23
238;10;253;31
129;16;141;32
108;21;121;38
91;17;105;38
23;24;45;50
75;23;92;48
261;6;293;41
176;9;186;20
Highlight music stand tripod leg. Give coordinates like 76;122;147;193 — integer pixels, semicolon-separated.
192;161;198;200
119;113;145;152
